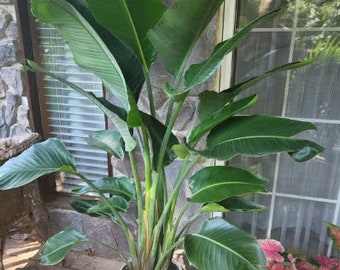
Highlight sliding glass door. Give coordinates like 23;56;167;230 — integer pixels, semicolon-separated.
225;0;340;256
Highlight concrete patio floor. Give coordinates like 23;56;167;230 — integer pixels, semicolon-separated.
3;235;123;270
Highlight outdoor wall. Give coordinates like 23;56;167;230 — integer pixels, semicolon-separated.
0;0;30;139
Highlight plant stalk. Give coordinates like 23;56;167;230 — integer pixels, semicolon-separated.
146;97;187;266
150;155;200;265
142;126;153;213
145;72;156;118
128;151;145;258
154;237;185;270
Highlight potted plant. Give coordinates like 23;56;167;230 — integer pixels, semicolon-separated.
0;0;324;269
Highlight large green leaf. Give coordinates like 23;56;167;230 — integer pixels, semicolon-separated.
86;0;166;69
71;197;129;216
200;196;267;213
72;177;136;200
26;60;136;152
87;130;124;160
142;113;179;169
184;218;267;270
88;196;129;214
70;199;113;218
31;0;129;111
184;7;281;90
188;95;257;146
189;166;267;203
66;0;145;98
198;90;232;122
199;115;323;162
0;139;76;190
148;0;224;75
198;60;314;120
40;227;89;265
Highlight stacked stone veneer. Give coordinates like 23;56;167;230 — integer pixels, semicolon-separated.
0;1;31;139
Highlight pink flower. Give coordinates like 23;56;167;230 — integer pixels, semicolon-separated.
313;254;340;270
259;239;285;262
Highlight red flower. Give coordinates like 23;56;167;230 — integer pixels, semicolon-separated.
296;262;316;270
267;261;297;270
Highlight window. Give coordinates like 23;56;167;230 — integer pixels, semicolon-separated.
37;24;109;192
223;0;340;256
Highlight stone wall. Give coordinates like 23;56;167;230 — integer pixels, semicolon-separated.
0;0;31;139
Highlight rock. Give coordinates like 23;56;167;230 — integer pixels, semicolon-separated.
82;214;130;258
0;102;7;138
0;79;6;98
1;63;23;95
4;89;19;126
0;39;17;66
0;8;11;38
9;123;27;137
5;21;18;39
16;104;29;128
174;97;197;138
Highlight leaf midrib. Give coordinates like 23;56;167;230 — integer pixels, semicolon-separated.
191;182;264;196
54;0;120;73
118;0;148;70
210;135;300;147
43;239;88;259
50;0;128;109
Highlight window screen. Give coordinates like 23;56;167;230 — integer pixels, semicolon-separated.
38;24;108;192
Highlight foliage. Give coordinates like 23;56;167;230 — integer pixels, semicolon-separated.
0;0;324;270
258;235;340;270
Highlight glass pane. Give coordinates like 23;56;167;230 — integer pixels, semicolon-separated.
297;0;340;28
234;32;291;115
270;198;334;256
237;0;295;28
277;123;340;199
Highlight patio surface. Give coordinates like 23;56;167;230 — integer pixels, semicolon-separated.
3;235;123;270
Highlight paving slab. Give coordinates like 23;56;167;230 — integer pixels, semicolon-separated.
3;236;123;270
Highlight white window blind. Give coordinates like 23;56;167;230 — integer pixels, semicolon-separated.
224;0;340;256
38;24;108;192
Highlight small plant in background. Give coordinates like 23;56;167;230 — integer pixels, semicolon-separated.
259;223;340;270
